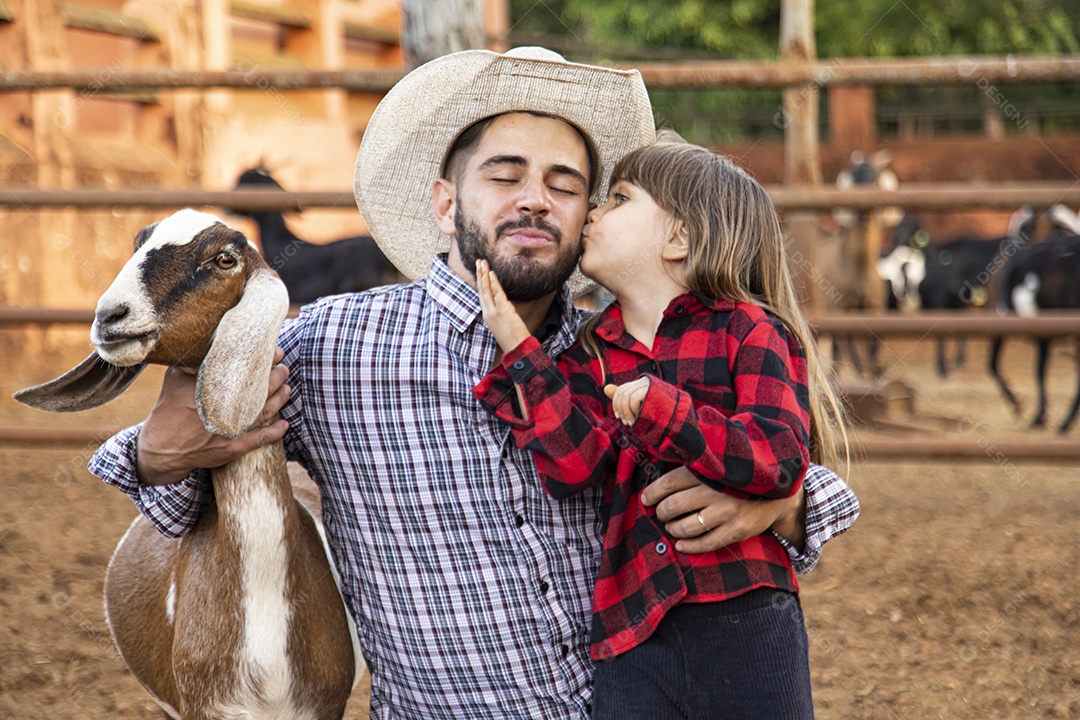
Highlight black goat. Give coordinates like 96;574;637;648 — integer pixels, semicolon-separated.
230;167;401;305
989;233;1080;433
882;209;1035;376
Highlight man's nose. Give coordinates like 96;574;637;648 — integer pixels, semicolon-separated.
516;174;552;216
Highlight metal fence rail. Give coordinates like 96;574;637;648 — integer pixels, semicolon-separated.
3;182;1079;211
631;56;1080;89
1;55;1078;92
810;312;1080;338
3;307;1078;336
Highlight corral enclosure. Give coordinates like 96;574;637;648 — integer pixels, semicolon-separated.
3;0;1080;718
3;339;1080;718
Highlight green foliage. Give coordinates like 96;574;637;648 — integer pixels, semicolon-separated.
814;0;1080;57
508;0;1080;143
563;0;781;59
510;0;1080;58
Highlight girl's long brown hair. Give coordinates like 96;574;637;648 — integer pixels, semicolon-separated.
581;134;848;467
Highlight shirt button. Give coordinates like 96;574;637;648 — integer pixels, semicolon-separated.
512;360;526;370
539;580;550;593
561;644;570;658
656;541;668;555
515;514;525;528
675;305;685;315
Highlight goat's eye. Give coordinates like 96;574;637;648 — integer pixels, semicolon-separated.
215;253;238;269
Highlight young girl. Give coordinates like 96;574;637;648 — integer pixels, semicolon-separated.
472;138;846;719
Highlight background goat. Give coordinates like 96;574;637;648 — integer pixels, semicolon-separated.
14;209;363;719
990;231;1080;433
816;150;903;377
878;207;1038;376
231;166;402;305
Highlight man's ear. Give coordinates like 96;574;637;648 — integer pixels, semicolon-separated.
662;221;689;262
432;178;458;236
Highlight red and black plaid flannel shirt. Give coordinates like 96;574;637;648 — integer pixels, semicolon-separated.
473;293;811;660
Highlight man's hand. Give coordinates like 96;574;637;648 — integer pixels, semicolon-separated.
604;377;650;425
476;259;531;354
135;348;292;485
641;467;806;554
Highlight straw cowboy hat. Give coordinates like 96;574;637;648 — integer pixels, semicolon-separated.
354;46;656;296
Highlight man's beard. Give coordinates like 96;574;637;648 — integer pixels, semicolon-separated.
456;204;580;302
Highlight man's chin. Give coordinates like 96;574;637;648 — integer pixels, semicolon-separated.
492;254;575;302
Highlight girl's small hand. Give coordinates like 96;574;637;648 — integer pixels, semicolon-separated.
476;259;531;354
604;376;651;425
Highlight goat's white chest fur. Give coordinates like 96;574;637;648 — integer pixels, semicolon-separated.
216;450;297;716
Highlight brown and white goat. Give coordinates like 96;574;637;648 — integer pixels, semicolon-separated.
15;209;362;719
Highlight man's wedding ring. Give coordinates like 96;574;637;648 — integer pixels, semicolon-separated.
696;512;709;533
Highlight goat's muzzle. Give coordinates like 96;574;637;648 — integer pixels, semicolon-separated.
95;302;130;327
91;303;160;367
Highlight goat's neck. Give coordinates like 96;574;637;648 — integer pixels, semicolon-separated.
211;439;297;530
199;439;304;707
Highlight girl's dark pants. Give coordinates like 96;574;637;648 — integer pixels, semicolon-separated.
592;589;815;720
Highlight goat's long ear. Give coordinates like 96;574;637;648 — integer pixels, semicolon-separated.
196;269;289;437
13;353;145;412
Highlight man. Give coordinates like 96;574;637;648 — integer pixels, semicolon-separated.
90;48;858;719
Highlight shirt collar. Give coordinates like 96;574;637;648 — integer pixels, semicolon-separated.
426;254;483;334
594;292;734;346
535;291;567;343
425;254;580;349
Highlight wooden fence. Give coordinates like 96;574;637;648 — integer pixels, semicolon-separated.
2;1;1079;456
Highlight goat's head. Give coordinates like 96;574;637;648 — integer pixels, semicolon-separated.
234;166;284;191
14;209;290;437
227;166;292;218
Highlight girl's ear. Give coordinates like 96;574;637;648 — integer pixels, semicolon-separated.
432;179;458;236
662;221;690;262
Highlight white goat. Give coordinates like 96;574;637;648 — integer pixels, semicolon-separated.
15;209;363;719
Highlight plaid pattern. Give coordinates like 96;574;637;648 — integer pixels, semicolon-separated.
89;258;859;719
473;295;810;660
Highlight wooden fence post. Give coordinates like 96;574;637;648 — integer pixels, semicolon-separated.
286;0;347;124
401;0;485;69
485;0;509;51
779;0;823;312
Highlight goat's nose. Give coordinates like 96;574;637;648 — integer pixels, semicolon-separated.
96;303;130;327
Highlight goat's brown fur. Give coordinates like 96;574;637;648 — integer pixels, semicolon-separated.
16;210;361;719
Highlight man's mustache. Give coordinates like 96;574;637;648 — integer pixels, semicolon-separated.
495;216;562;244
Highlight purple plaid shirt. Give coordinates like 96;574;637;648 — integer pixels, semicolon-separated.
89;256;859;720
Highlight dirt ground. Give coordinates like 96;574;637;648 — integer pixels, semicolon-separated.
1;334;1078;718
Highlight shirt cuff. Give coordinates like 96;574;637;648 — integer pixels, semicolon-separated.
87;424;144;495
629;376;683;452
88;424;212;539
504;336;550;384
773;463;860;575
472;336;553;428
